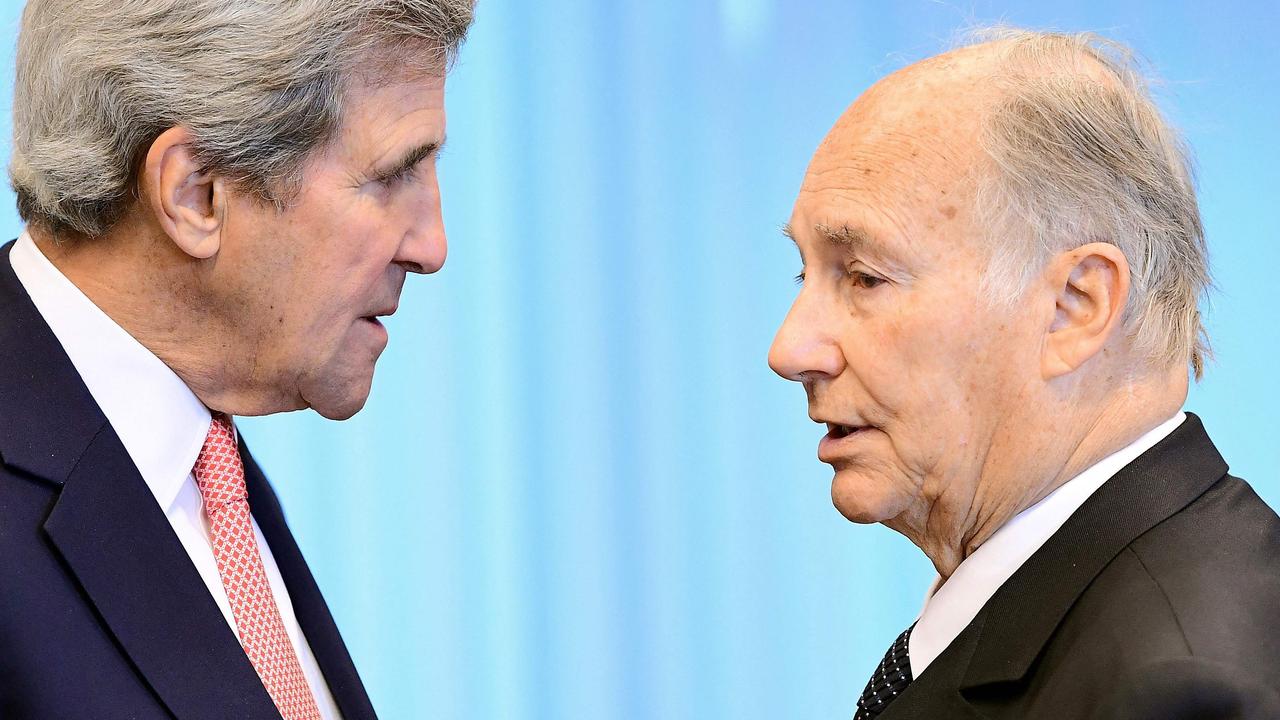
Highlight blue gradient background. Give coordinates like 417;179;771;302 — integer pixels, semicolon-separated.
2;2;1276;718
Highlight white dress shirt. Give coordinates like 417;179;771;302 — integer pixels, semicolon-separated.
10;231;343;719
908;412;1187;677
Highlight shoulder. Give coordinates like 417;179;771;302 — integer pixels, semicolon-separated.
1124;474;1280;659
1049;468;1280;676
1133;472;1280;563
1017;477;1280;716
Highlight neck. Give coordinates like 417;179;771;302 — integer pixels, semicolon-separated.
901;365;1187;580
29;223;273;414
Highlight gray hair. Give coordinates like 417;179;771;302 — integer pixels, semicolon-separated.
969;29;1211;378
11;0;474;239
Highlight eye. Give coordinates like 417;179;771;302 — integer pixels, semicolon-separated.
793;271;805;285
850;270;886;290
376;168;413;188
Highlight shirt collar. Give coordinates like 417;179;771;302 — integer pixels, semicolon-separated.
908;411;1187;676
9;230;211;511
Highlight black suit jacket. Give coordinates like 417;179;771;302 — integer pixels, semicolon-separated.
0;240;378;719
878;414;1280;719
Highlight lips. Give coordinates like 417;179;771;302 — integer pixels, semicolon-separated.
816;419;873;463
359;306;395;345
361;303;398;324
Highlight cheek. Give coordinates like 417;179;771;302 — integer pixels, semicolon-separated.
845;308;948;410
339;204;412;275
850;304;993;468
294;213;391;312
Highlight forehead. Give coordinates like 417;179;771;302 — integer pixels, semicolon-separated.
326;71;446;163
343;72;446;131
791;58;992;260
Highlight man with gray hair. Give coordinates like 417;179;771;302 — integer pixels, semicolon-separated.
770;29;1280;719
0;1;471;717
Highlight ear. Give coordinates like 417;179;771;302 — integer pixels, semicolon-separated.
141;126;225;259
1041;242;1131;379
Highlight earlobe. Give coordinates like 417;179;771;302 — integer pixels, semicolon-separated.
142;126;223;259
1041;243;1131;379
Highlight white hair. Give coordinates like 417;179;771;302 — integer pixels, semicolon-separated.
10;0;474;239
969;29;1211;378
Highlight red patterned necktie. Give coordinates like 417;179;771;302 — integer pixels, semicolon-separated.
194;413;322;720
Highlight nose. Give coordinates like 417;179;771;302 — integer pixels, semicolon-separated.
768;291;846;382
394;172;447;274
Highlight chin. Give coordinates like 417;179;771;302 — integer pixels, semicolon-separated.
830;467;909;524
313;396;369;421
301;367;375;421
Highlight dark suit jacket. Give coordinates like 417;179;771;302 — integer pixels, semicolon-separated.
0;239;378;719
878;413;1280;719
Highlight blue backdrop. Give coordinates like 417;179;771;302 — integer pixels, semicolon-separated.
2;2;1276;718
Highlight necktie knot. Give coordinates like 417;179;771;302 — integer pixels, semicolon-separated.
194;413;247;511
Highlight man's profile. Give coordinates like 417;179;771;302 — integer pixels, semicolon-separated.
770;29;1280;719
0;1;472;717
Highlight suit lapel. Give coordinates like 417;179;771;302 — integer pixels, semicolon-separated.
43;425;281;719
242;441;379;720
0;240;280;719
879;618;988;719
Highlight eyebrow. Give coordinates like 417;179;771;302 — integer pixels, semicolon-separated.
374;137;445;180
814;222;874;251
781;221;875;250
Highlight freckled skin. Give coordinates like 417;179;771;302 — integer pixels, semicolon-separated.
769;44;1188;578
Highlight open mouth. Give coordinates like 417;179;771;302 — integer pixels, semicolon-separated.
826;423;867;439
818;421;872;462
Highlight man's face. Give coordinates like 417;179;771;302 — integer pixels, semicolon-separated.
214;71;447;419
768;84;1042;527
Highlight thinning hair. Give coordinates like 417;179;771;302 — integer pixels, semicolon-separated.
967;28;1211;378
10;0;474;240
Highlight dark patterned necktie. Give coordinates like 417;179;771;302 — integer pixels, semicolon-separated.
854;624;914;720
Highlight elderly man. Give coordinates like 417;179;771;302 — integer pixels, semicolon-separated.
0;1;471;718
770;30;1280;720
